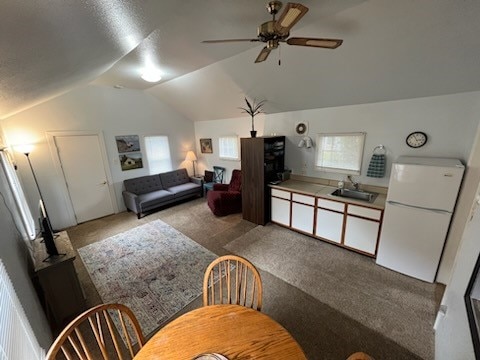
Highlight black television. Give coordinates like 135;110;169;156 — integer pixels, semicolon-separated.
39;199;59;256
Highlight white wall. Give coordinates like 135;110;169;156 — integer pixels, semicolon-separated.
196;92;480;186
265;91;480;187
0;85;196;229
435;183;480;359
435;122;480;359
194;115;266;183
0;134;51;350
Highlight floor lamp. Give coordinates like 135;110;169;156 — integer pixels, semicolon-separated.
21;149;61;257
185;151;197;177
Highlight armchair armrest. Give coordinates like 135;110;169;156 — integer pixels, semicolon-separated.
190;176;203;185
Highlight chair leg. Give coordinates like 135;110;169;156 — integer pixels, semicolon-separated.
137;213;142;219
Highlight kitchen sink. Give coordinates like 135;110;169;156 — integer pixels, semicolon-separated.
330;188;378;203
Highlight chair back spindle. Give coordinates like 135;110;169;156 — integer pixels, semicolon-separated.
203;255;262;311
46;303;145;360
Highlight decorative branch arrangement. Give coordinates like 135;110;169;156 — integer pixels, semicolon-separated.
239;97;266;137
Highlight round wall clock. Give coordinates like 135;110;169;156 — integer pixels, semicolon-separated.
406;131;428;148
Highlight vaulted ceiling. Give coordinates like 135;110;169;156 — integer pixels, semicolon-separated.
1;1;480;121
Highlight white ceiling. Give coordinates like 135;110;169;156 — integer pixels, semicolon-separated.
1;1;480;121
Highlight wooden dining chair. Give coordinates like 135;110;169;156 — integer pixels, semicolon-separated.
203;255;263;311
346;352;375;360
46;303;145;360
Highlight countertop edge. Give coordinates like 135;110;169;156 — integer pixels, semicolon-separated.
269;180;387;210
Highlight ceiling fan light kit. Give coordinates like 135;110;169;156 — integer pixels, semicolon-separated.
202;1;343;64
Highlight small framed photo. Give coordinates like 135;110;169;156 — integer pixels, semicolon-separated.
200;138;213;154
119;152;143;171
116;135;140;153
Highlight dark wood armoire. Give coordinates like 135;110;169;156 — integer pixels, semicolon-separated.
241;136;285;225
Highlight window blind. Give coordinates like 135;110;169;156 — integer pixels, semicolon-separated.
0;260;45;360
0;150;36;240
144;136;172;174
219;136;239;160
315;133;365;175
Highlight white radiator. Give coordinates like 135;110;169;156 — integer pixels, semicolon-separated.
0;260;45;360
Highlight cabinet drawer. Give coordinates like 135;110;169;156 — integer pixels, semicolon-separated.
347;205;382;220
292;193;315;206
317;198;345;212
271;188;291;200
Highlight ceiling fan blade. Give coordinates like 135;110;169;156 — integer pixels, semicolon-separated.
275;3;309;34
255;47;271;63
202;39;259;43
287;37;343;49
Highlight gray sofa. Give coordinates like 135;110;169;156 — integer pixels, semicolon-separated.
122;168;202;218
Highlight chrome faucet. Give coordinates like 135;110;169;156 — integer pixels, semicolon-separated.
347;175;360;190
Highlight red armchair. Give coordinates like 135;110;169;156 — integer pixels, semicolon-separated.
207;169;242;216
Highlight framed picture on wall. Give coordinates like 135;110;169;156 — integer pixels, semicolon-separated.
116;135;140;153
200;138;213;154
119;152;143;171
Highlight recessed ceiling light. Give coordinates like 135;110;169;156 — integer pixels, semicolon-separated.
114;85;124;89
141;69;162;82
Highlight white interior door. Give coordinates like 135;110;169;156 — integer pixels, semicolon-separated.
55;135;114;223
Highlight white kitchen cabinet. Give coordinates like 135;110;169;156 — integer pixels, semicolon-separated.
291;193;315;234
270;185;383;258
271;196;290;226
343;203;382;255
315;198;345;243
291;202;315;234
315;208;344;243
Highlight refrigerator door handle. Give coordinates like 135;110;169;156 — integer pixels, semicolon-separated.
387;200;452;214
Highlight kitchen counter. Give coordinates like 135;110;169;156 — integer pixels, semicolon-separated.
270;180;387;210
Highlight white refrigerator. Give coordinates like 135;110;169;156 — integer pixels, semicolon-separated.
376;156;465;282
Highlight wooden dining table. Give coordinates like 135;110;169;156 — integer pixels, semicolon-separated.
133;304;307;359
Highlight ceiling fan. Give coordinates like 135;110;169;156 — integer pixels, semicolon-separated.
202;1;343;63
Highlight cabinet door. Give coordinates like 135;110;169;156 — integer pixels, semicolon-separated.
315;209;344;243
344;216;380;255
291;203;314;234
271;197;290;226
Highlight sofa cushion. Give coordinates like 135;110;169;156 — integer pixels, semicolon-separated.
124;175;163;195
166;182;201;197
159;169;189;188
137;190;174;210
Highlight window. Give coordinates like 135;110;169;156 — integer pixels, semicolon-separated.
315;132;366;175
0;150;36;240
219;136;239;160
144;136;172;174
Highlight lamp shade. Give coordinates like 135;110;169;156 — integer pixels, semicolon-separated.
185;151;197;161
15;144;34;154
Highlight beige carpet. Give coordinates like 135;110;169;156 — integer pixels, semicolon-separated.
67;198;441;359
225;223;443;360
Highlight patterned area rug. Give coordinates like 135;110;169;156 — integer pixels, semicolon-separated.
78;219;217;336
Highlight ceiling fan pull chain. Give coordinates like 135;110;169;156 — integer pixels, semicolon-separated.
278;45;281;66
